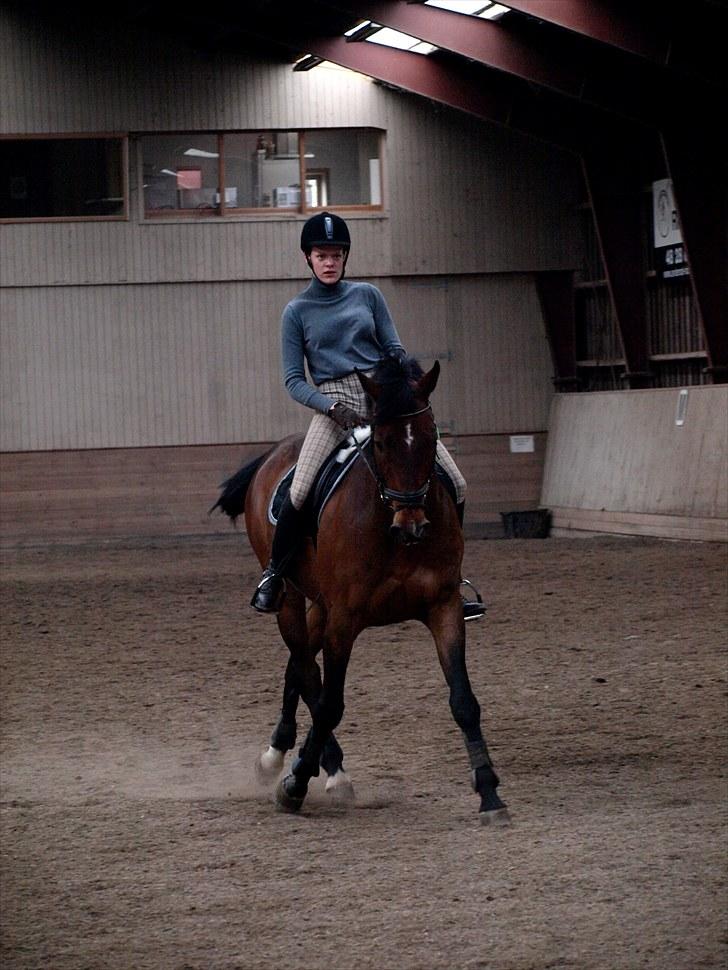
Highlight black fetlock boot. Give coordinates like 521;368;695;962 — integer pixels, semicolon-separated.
457;501;487;622
251;495;304;614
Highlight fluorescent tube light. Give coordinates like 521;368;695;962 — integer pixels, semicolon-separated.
425;1;489;12
478;3;510;19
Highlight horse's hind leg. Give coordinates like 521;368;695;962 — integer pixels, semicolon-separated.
428;600;510;826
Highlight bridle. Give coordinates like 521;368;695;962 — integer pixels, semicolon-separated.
352;404;436;511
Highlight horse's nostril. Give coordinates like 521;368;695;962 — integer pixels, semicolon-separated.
389;524;401;538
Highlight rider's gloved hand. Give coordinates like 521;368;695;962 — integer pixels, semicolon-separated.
328;402;366;430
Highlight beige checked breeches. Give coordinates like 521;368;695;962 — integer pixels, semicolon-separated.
289;371;466;510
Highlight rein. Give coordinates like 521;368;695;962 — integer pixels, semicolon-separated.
352;404;435;511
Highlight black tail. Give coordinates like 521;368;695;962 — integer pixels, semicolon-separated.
210;451;270;522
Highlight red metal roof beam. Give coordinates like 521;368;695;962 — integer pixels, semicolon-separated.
330;0;584;98
497;0;671;64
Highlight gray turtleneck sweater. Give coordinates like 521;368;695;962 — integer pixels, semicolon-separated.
281;278;405;414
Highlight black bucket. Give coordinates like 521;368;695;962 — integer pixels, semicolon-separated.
500;508;552;539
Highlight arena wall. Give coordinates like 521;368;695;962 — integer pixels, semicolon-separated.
541;386;728;542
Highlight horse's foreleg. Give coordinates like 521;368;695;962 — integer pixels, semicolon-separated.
276;621;354;813
428;601;509;826
259;597;348;796
256;654;299;785
305;601;353;800
254;594;308;786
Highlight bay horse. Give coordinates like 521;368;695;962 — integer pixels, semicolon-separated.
215;355;508;825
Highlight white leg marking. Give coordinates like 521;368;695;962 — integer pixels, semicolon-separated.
325;769;355;805
260;746;285;773
325;769;351;792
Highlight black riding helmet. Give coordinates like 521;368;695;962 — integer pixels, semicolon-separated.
301;211;351;252
301;212;351;283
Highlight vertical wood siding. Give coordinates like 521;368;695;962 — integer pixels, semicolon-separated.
385;274;553;435
1;274;553;450
1;281;301;450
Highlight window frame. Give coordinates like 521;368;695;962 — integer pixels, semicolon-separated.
140;127;385;220
0;133;129;224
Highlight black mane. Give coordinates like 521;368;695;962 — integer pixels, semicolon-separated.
369;355;426;423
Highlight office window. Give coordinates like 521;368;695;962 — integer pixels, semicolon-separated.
142;134;221;213
304;129;382;208
0;136;125;221
141;128;383;217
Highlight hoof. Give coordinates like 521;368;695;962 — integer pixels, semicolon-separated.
472;765;508;821
479;806;511;827
325;771;356;807
275;773;306;813
254;746;285;788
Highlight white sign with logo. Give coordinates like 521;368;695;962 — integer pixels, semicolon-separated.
653;179;681;248
652;179;688;279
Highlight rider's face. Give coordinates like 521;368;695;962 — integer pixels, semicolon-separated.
309;246;345;284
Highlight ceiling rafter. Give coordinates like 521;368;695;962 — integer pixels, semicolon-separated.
487;0;673;62
321;0;721;127
495;0;727;86
328;0;586;96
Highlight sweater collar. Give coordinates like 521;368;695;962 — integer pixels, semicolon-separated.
306;277;347;300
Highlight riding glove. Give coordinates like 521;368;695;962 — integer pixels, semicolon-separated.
328;402;366;430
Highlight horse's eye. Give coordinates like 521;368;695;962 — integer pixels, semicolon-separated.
374;439;384;452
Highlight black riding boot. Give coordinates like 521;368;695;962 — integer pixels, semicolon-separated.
251;495;304;614
457;501;487;622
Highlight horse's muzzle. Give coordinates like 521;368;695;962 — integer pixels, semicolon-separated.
390;508;430;544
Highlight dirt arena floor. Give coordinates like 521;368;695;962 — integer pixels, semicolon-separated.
1;532;726;970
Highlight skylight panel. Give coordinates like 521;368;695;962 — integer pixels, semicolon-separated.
344;20;375;38
364;26;438;54
425;1;510;20
478;3;510;19
425;1;489;12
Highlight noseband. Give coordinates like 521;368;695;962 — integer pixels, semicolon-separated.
354;404;435;511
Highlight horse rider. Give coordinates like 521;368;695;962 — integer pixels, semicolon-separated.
251;211;483;620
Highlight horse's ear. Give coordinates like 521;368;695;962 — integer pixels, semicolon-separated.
356;368;380;400
415;360;440;400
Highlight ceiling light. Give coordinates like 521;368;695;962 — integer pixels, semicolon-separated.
184;148;219;158
410;41;438;54
424;1;510;20
365;27;423;50
345;17;438;54
293;54;324;71
345;20;380;41
478;3;510;20
425;1;489;12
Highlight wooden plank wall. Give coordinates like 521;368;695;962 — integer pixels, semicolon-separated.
541;386;728;542
1;274;554;452
0;434;546;545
